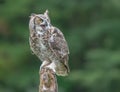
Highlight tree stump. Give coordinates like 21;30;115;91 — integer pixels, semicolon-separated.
39;67;58;92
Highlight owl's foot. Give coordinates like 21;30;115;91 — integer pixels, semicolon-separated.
39;61;51;72
45;62;69;76
46;62;56;73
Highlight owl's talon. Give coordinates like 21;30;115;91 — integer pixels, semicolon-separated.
46;62;56;73
40;60;51;72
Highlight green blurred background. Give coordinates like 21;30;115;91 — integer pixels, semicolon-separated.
0;0;120;92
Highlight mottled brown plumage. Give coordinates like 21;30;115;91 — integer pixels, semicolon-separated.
29;10;70;76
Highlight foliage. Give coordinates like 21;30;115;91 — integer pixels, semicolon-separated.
0;0;120;92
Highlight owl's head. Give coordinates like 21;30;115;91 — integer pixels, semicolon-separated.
29;10;51;30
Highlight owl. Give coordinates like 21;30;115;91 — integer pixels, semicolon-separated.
29;10;70;76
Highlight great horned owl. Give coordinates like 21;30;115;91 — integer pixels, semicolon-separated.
29;10;70;76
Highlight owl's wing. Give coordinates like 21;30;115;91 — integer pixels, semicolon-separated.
48;27;69;70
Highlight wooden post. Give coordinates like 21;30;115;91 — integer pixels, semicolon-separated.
39;67;58;92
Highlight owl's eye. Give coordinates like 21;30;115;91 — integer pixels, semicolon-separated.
35;17;43;24
39;18;43;23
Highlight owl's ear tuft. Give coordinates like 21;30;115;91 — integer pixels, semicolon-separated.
29;13;36;18
44;10;50;22
44;10;49;17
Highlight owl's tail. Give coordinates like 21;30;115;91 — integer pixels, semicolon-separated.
54;61;70;76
